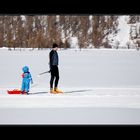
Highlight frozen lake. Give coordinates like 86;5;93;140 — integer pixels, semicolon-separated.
0;48;140;124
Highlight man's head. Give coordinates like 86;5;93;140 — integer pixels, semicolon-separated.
52;43;58;51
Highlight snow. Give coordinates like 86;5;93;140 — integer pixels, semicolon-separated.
88;15;93;34
0;48;140;124
1;87;140;108
21;15;26;21
68;37;79;49
108;16;135;49
115;16;130;47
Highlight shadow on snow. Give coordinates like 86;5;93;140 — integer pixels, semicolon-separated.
29;89;93;95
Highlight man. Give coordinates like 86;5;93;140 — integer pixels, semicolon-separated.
49;43;63;93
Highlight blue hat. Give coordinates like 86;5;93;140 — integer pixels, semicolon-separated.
22;66;29;73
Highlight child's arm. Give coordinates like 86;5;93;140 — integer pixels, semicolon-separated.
29;72;33;84
22;73;24;78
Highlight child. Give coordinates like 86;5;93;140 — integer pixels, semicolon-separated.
21;66;33;94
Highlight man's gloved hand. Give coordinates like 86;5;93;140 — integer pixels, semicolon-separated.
49;65;53;73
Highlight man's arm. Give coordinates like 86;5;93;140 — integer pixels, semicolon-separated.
49;50;54;70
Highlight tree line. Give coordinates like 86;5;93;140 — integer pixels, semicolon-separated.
0;15;119;49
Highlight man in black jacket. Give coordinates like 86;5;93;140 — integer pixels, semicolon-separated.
49;43;63;93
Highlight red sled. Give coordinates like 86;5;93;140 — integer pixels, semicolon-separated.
7;89;25;94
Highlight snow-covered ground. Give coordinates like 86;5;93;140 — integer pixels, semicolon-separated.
0;48;140;124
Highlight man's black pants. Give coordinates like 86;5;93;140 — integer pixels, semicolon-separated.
50;65;59;89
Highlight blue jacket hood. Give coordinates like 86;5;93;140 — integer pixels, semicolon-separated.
22;66;29;73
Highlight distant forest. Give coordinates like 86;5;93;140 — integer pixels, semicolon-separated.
0;15;139;49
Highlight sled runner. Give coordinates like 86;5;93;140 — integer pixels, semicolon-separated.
7;89;25;94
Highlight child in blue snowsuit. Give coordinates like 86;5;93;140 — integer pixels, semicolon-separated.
21;66;33;94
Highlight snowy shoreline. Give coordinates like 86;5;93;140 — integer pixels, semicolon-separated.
1;87;140;109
